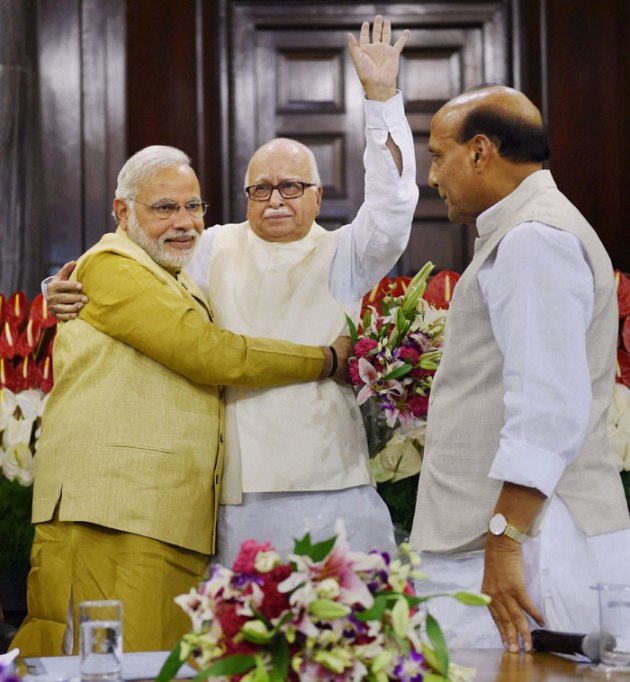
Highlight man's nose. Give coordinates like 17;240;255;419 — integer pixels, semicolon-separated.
428;165;438;189
268;187;286;207
171;205;196;226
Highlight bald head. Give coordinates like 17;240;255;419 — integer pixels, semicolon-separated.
437;85;548;164
427;85;548;224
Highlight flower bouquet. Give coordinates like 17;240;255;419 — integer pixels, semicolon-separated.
348;263;453;486
157;521;488;682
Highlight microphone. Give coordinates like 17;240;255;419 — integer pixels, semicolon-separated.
531;628;616;663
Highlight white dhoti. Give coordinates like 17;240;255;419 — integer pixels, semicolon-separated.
214;485;396;567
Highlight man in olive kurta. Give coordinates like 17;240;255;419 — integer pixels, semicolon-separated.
12;146;344;656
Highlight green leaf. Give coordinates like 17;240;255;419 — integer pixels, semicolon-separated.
201;654;257;678
269;636;289;682
345;314;358;345
453;591;492;606
383;363;412;381
426;613;449;677
355;594;394;622
155;642;184;682
292;531;337;562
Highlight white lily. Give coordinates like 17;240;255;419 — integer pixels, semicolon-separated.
607;382;630;471
2;414;36;450
0;387;18;430
2;442;35;486
16;388;47;420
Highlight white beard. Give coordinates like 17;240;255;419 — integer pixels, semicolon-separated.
126;210;198;271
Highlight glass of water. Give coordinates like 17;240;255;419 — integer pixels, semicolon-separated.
79;600;123;682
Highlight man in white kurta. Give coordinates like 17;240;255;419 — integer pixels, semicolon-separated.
409;85;630;652
186;18;418;563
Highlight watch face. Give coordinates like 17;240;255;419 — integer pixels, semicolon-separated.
489;513;507;536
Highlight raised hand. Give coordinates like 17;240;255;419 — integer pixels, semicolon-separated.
347;15;410;102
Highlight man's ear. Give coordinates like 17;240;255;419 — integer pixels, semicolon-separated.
470;134;493;171
113;198;129;230
315;185;323;212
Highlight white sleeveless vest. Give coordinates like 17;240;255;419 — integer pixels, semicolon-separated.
411;171;629;554
207;221;373;502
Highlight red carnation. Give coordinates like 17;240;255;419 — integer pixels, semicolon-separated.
397;346;419;366
408;394;429;418
233;539;272;572
216;602;248;638
349;358;362;386
258;564;292;618
354;337;378;358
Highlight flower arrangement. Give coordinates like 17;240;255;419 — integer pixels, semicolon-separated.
0;289;57;572
609;271;630;510
349;266;460;536
157;521;488;682
348;263;444;435
348;264;461;485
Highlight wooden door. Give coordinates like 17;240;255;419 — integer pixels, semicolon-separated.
222;2;514;274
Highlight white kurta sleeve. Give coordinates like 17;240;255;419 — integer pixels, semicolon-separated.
329;91;418;306
480;221;595;496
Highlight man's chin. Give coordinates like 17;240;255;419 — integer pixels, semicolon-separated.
155;245;196;271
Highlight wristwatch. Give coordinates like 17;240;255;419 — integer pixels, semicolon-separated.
488;512;527;544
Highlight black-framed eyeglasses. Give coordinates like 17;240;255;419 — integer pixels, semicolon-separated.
244;181;318;201
129;198;209;220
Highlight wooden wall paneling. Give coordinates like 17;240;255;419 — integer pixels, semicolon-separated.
82;0;127;250
37;0;83;274
125;1;198;163
37;0;126;274
545;0;630;272
0;0;40;295
126;0;224;224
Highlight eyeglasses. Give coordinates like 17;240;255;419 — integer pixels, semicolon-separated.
244;181;317;201
129;198;209;220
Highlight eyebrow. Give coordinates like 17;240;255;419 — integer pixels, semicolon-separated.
147;195;202;202
249;176;300;184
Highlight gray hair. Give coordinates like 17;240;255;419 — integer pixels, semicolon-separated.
243;138;321;188
115;145;193;199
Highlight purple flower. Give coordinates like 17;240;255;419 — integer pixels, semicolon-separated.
394;648;426;681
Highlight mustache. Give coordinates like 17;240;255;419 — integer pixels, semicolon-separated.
263;208;291;217
159;228;199;244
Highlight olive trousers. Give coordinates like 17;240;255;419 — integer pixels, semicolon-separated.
11;516;208;656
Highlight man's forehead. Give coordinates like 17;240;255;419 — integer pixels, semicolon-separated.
139;166;201;196
249;146;310;179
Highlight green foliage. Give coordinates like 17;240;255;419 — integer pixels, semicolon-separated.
377;474;419;537
0;477;33;572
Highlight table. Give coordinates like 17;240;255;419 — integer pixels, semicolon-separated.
451;649;629;681
15;650;630;681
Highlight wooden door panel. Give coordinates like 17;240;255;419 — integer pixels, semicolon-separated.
226;2;513;274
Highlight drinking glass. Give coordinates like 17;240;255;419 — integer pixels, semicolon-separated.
593;583;630;669
78;600;123;682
